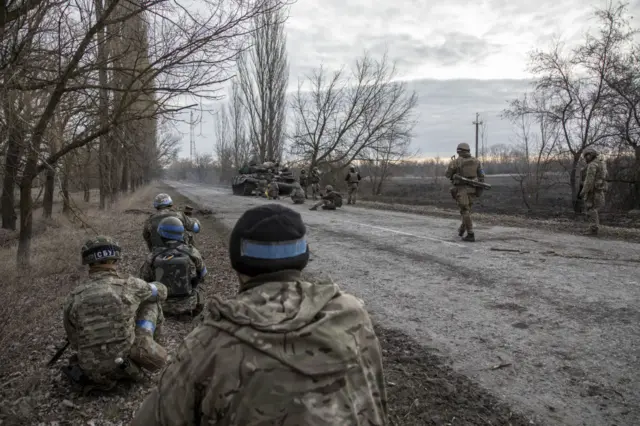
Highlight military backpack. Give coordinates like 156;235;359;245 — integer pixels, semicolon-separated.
151;248;195;298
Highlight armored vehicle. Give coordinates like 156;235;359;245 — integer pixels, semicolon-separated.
231;166;297;196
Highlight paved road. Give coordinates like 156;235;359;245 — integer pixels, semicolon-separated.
167;180;640;426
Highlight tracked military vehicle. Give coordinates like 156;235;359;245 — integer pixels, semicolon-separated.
231;166;297;196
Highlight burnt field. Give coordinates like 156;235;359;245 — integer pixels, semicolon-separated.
357;175;639;228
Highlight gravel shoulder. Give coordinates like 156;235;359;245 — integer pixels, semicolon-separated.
168;180;640;426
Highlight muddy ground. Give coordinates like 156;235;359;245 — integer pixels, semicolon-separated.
170;180;640;426
0;184;534;425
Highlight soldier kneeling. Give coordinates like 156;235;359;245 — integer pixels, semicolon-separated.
62;236;168;392
309;185;343;211
140;217;208;319
290;183;305;204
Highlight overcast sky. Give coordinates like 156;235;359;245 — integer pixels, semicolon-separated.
175;0;640;160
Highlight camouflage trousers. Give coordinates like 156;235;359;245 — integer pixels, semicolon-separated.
299;182;308;198
585;191;605;231
162;288;204;316
73;302;167;389
453;186;476;233
311;183;320;200
347;183;359;204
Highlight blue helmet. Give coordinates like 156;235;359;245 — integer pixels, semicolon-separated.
153;193;173;209
192;219;200;234
157;217;184;242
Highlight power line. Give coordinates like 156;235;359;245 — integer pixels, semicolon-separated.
472;112;483;158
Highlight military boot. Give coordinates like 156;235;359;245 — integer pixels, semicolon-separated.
462;233;475;242
458;225;466;237
584;227;598;236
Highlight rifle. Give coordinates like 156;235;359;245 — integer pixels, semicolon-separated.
47;339;70;367
454;175;492;190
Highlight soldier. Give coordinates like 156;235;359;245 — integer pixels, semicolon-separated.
63;236;168;390
310;166;321;200
345;165;362;205
182;205;200;247
309;184;343;211
445;143;485;242
267;179;280;200
140;217;208;317
299;169;309;198
579;147;608;235
257;179;268;197
290;182;305;204
143;193;199;251
131;204;388;425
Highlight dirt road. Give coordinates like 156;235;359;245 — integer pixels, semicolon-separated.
167;180;640;426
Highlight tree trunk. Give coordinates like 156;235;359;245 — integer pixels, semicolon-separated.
1;138;21;230
17;153;38;268
83;146;91;202
42;167;55;218
62;158;70;213
121;157;129;192
95;0;110;210
570;155;580;213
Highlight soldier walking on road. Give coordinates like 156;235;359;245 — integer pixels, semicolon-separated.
131;204;388;426
579;147;608;235
310;167;321;200
445;143;485;242
345;165;362;205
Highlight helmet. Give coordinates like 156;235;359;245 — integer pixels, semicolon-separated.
583;147;598;157
157;216;184;242
300;169;306;174
325;185;333;192
191;218;201;234
81;235;122;265
153;193;173;209
349;165;356;172
457;143;471;152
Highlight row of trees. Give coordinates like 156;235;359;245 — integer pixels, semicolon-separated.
0;0;291;266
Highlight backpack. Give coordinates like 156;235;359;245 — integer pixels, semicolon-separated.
152;248;195;298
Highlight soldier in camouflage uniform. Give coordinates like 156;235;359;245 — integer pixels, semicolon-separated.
290;182;305;204
299;169;309;198
579;147;608;235
267;179;280;199
445;142;485;242
143;193;199;251
63;236;168;390
310;166;321;200
182;205;200;247
345;165;362;205
309;185;343;211
132;204;387;425
257;179;268;197
140;217;208;317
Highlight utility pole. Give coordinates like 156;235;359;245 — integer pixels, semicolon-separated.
472;112;483;158
189;110;196;163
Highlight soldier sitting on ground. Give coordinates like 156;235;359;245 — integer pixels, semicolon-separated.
257;179;268;197
143;193;199;251
290;182;305;204
140;217;208;318
267;179;280;200
131;204;388;425
63;236;168;391
309;184;343;211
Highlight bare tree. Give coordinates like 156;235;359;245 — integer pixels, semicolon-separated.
228;80;250;169
237;0;289;163
359;129;413;195
290;52;418;172
214;107;233;182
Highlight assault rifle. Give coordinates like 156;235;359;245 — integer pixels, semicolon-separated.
47;339;70;366
453;175;492;190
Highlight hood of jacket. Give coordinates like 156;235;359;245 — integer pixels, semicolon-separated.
204;270;359;378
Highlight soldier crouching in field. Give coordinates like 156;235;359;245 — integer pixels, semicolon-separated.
445;143;486;242
131;204;388;425
139;217;208;318
62;236;168;391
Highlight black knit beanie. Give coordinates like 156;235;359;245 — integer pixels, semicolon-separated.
229;204;309;277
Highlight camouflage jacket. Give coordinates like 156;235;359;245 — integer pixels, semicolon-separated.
581;156;608;195
445;153;484;185
310;170;321;183
139;241;207;288
63;268;167;378
323;191;342;204
131;270;388;426
142;209;195;251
